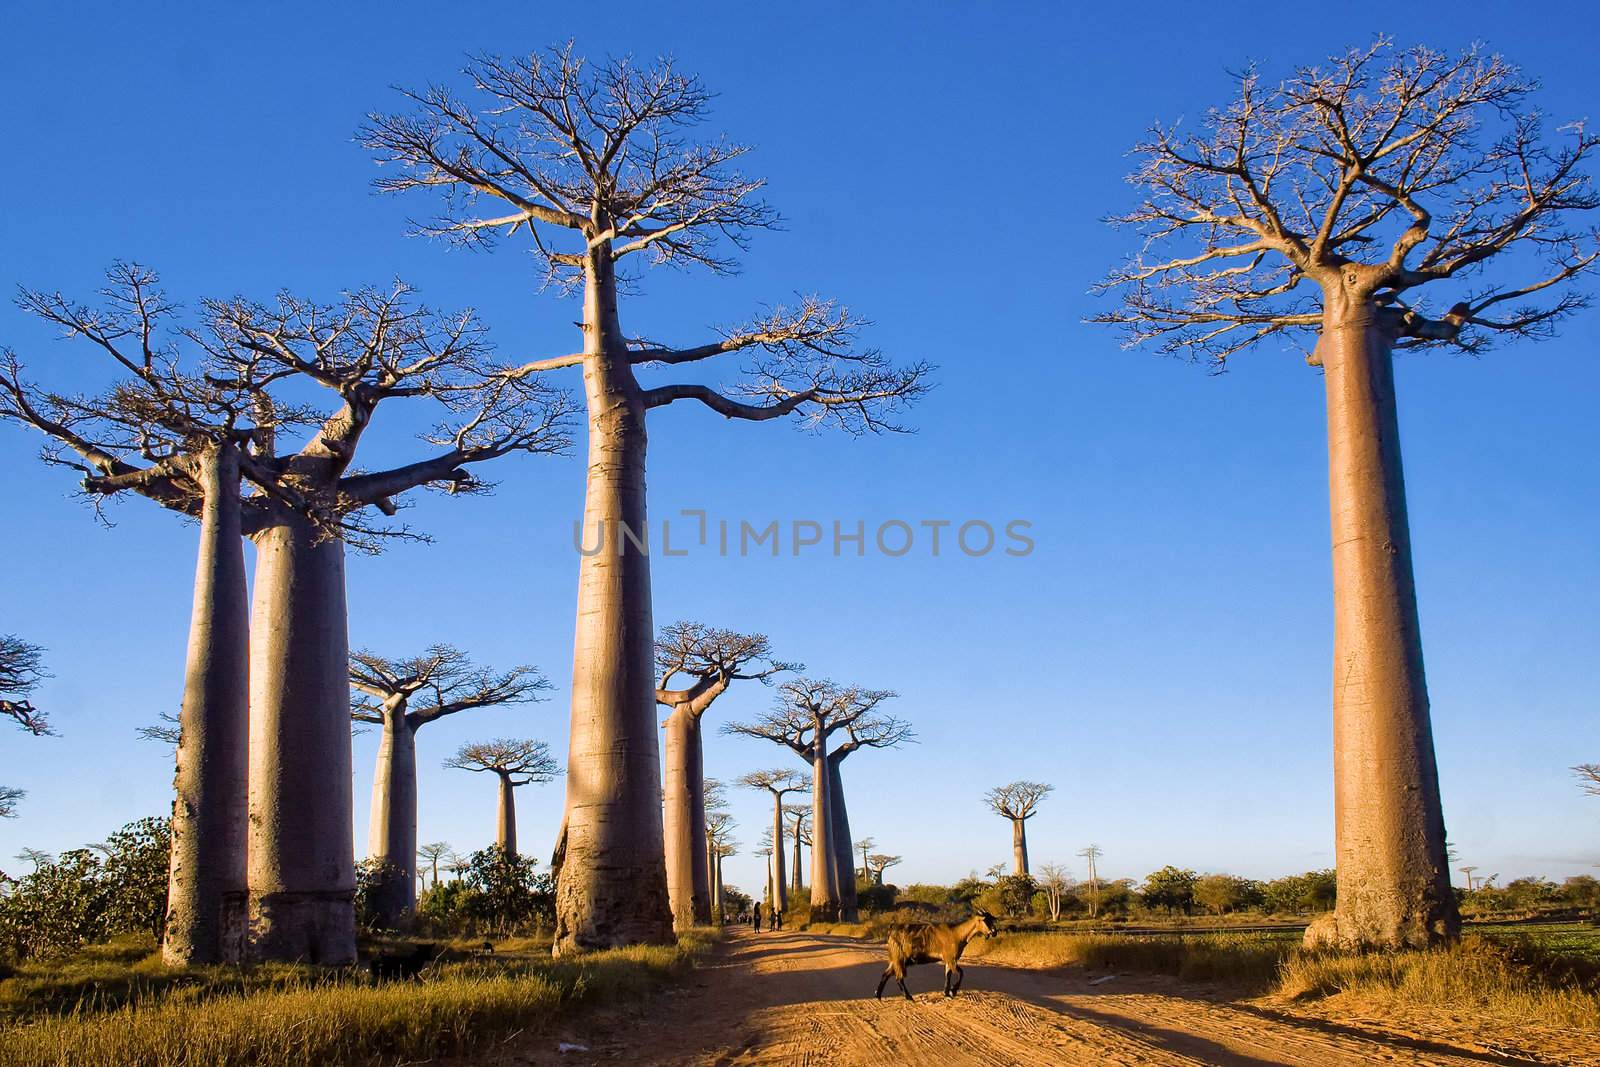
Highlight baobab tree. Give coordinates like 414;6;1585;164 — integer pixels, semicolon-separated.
656;623;796;930
704;780;736;924
739;768;810;918
865;854;902;885
2;268;569;964
1095;41;1598;949
444;738;560;857
727;679;909;921
984;781;1053;876
417;841;453;891
364;47;929;952
855;838;876;881
1038;863;1072;922
785;803;810;895
15;848;51;871
1574;765;1600;796
351;647;549;926
1;635;49;820
1078;845;1103;919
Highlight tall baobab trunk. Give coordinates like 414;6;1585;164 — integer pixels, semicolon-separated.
496;772;518;855
769;796;788;913
808;734;842;922
162;445;249;966
366;710;419;927
1318;299;1457;950
661;710;710;929
555;247;672;954
247;511;356;964
1011;819;1029;876
792;827;803;895
827;759;858;921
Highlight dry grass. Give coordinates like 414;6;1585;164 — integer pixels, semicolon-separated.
0;933;711;1067
1278;933;1600;1029
970;930;1294;989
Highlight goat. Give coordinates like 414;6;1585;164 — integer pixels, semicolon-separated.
367;941;444;982
875;911;998;1000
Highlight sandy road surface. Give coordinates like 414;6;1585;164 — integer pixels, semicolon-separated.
486;930;1595;1066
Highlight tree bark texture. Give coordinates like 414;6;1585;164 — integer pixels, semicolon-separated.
162;445;250;966
770;796;787;914
1012;819;1029;877
827;758;858;922
496;772;518;856
661;709;710;929
1319;299;1458;950
808;733;842;922
246;511;356;964
365;710;419;928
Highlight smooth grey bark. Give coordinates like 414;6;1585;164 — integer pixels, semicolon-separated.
661;710;710;929
791;821;803;895
496;771;518;855
366;709;419;926
554;247;672;954
247;511;355;964
1011;819;1029;876
162;445;249;966
827;757;857;922
1319;304;1457;949
808;730;841;922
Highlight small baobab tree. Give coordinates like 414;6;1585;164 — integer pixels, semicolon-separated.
785;803;810;896
1095;41;1599;949
984;781;1053;876
0;787;22;819
739;768;810;917
417;841;453;891
364;47;929;952
704;780;736;924
855;838;876;881
1574;765;1600;796
351;647;549;926
15;848;52;871
1078;845;1103;918
865;854;902;885
727;679;910;922
656;623;796;930
444;739;560;857
1038;863;1072;922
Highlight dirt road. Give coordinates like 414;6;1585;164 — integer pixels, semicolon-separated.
499;930;1593;1066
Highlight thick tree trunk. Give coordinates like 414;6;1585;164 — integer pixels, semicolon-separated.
246;512;356;964
496;772;518;856
162;445;249;966
661;709;710;929
1012;819;1029;876
770;796;787;913
1317;304;1458;950
710;847;724;923
365;712;418;928
828;759;858;921
792;826;803;895
555;248;672;954
808;736;842;922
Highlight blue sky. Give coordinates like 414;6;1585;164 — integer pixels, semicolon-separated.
2;1;1596;898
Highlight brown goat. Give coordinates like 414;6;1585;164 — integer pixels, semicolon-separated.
875;911;998;1000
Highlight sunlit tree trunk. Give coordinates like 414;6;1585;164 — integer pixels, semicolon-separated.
162;445;249;966
1318;296;1457;950
1012;819;1029;876
792;828;803;895
770;796;787;913
496;771;518;855
555;246;673;953
809;731;841;922
661;709;710;929
247;511;355;964
827;757;857;921
365;709;418;928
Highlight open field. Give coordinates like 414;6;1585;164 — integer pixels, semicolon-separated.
0;932;710;1067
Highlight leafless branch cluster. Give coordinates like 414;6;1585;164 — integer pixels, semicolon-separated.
0;635;50;736
443;737;560;785
984;780;1053;821
1574;764;1600;797
350;645;549;725
1096;40;1600;364
737;767;810;796
368;46;930;432
655;621;798;690
723;677;913;757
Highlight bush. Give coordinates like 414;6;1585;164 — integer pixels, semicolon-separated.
856;883;899;914
0;817;170;961
1262;870;1337;915
1141;866;1198;915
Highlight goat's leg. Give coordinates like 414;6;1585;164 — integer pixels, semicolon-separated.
951;964;965;995
875;968;892;1000
942;964;954;997
897;973;913;1001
